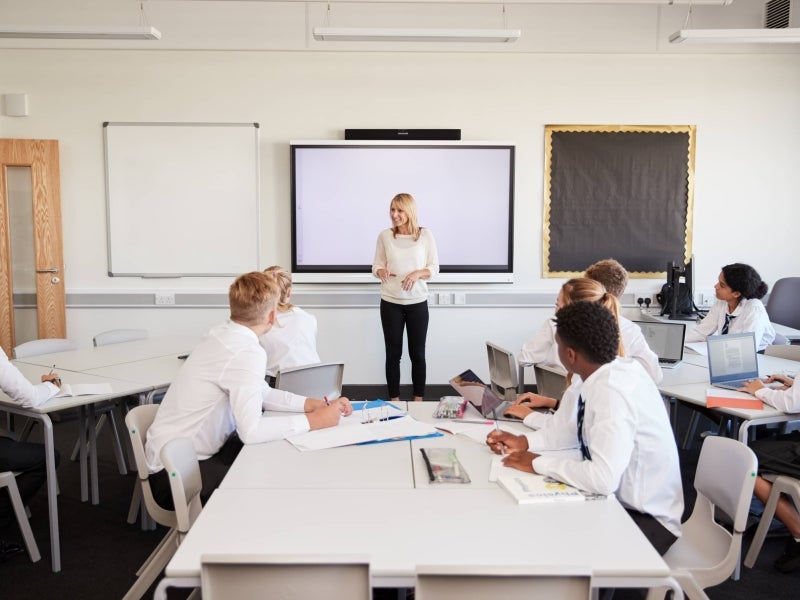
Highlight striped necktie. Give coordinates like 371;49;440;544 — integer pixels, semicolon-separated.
577;394;592;461
722;313;736;335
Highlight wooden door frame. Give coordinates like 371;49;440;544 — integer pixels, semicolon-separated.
0;139;67;356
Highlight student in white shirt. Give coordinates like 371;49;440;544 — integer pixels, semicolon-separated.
741;374;800;572
488;301;684;555
146;271;352;507
0;348;61;561
372;193;439;402
511;277;660;421
259;265;321;385
685;263;775;351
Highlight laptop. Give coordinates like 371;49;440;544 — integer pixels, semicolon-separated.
448;369;528;422
634;321;686;369
706;332;760;390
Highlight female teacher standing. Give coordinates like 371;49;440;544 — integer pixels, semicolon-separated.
372;193;439;402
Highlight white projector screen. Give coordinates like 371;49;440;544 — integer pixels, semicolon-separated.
291;142;515;283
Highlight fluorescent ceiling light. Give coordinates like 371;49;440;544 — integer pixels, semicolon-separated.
670;28;800;44
313;27;521;43
0;25;162;40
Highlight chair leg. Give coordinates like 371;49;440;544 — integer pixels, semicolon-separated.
127;480;142;525
106;407;128;475
136;528;175;576
744;483;785;567
682;412;700;450
122;529;179;600
2;474;41;562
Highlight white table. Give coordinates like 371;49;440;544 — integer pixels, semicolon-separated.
0;363;152;572
159;402;681;598
85;354;188;396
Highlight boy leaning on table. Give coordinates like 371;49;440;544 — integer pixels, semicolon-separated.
487;301;684;555
740;374;800;572
145;271;352;509
0;348;62;562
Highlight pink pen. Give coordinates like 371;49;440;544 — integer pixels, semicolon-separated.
324;396;330;406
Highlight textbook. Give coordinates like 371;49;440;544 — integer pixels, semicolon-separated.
705;388;763;410
55;383;114;398
497;472;585;504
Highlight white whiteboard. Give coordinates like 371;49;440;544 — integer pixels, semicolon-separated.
104;122;260;277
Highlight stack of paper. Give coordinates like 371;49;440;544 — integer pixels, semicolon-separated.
497;472;585;504
55;383;114;398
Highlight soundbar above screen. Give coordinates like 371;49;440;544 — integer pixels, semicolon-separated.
291;141;515;283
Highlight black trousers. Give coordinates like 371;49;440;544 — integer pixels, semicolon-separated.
380;299;429;398
149;433;244;511
0;436;59;530
626;509;678;556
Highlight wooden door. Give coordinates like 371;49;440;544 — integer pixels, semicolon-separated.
0;139;67;356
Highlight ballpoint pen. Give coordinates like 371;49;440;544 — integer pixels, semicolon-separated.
324;396;330;406
49;364;61;387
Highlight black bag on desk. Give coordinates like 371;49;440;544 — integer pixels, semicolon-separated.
657;281;694;316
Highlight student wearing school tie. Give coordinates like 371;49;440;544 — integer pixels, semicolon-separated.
685;263;775;351
486;301;683;555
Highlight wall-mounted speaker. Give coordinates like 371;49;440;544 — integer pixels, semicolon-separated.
344;129;461;141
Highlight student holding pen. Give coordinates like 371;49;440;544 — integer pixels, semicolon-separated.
487;301;683;555
372;193;439;402
740;374;800;572
145;271;352;509
0;348;62;562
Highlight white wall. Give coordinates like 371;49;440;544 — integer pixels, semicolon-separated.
1;1;799;386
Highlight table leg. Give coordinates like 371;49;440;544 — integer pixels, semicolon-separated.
40;414;61;572
79;405;88;502
89;403;100;505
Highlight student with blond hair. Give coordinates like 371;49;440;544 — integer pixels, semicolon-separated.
372;193;439;402
259;265;320;386
146;271;351;507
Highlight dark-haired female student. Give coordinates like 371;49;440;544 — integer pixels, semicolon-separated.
685;262;775;352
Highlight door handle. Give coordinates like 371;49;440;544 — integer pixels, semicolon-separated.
36;267;60;274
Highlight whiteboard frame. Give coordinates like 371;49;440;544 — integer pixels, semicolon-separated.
104;121;260;277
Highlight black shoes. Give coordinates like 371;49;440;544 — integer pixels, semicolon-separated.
0;538;24;562
774;538;800;573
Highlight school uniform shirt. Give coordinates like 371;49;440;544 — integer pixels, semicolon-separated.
686;298;775;351
259;307;321;378
145;320;310;473
522;378;582;451
372;228;439;305
753;380;800;413
0;348;58;408
519;316;663;384
532;358;684;538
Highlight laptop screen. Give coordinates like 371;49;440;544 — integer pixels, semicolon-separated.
706;332;759;384
448;369;504;417
634;321;685;362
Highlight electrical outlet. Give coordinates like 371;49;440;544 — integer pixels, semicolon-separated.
453;293;466;305
438;292;451;305
154;292;175;305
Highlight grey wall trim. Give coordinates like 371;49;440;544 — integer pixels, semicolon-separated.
12;290;645;309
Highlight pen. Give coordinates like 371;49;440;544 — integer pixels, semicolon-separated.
48;364;61;387
458;420;495;425
324;396;330;406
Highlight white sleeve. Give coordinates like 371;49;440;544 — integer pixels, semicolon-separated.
755;381;800;413
372;231;388;277
423;229;440;277
685;301;722;342
519;319;559;365
522;386;580;452
0;350;58;408
736;301;775;351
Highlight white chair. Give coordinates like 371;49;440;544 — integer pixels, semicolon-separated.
0;471;41;562
122;405;180;600
744;474;800;569
159;436;203;542
647;436;758;600
200;553;371;600
765;344;800;361
415;564;591;600
12;338;77;359
93;329;148;347
486;341;521;404
274;362;344;399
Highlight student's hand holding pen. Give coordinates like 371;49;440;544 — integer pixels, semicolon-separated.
486;430;528;455
330;396;353;416
307;399;351;430
41;367;62;388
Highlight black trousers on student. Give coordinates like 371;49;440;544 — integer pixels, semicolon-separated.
0;436;59;530
380;299;429;399
626;509;678;556
149;433;244;511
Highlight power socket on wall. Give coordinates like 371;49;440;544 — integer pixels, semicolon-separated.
154;292;175;305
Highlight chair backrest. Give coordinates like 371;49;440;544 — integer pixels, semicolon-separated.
415;565;591;600
766;277;800;329
200;553;371;600
765;344;800;361
486;341;519;403
125;404;176;528
160;436;203;536
93;328;148;347
694;436;758;534
13;338;77;359
533;365;567;402
274;362;344;399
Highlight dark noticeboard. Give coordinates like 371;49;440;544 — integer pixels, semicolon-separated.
542;125;696;278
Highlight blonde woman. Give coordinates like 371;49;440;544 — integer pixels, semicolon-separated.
259;266;321;386
372;193;439;402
